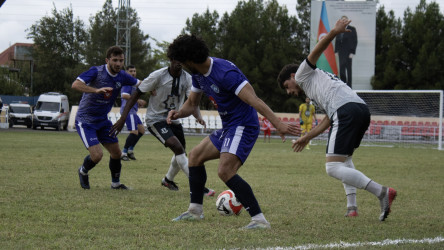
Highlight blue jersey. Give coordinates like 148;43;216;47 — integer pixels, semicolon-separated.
191;57;258;128
120;85;138;115
76;65;137;123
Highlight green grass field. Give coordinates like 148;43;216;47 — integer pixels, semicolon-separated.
1;129;443;249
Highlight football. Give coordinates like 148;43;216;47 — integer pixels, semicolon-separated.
216;190;243;216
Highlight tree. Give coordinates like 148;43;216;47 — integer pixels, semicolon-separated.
27;4;87;97
183;0;304;112
373;0;444;90
85;0;156;80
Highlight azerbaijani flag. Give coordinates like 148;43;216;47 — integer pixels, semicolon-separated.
316;1;338;75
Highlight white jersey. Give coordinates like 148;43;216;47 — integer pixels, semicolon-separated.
295;59;365;118
138;67;192;126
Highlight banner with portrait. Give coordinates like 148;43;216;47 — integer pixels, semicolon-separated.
310;1;376;90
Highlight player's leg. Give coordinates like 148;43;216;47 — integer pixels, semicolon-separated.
217;126;269;229
306;123;313;149
121;114;139;161
75;121;103;189
149;122;184;190
173;136;220;221
127;115;145;160
346;58;352;86
99;120;127;189
326;103;396;220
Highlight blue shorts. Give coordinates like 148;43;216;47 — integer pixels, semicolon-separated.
209;125;259;164
75;119;118;149
125;113;143;131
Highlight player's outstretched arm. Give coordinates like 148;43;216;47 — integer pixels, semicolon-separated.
110;89;142;136
72;79;112;94
237;83;301;141
292;116;330;152
166;91;203;124
307;18;352;66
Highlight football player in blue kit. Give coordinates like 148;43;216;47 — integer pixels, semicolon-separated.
164;35;301;229
120;65;146;161
72;46;139;190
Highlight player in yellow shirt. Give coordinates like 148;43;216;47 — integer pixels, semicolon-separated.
299;97;317;149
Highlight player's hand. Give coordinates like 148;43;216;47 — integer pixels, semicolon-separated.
196;117;207;132
292;136;309;152
277;122;301;143
96;87;113;94
137;99;147;108
167;110;179;124
110;117;125;137
334;18;352;34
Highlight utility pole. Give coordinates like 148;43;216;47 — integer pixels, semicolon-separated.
116;0;131;66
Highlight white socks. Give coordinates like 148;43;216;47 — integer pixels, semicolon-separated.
165;155;180;181
165;153;190;181
188;203;203;215
325;161;371;189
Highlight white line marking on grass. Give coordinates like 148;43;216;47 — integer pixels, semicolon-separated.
267;236;444;249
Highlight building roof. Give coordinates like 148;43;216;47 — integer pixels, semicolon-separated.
0;43;33;66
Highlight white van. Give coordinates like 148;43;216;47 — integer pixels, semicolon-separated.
33;92;70;131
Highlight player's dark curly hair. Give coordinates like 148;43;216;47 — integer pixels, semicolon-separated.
277;64;299;89
106;46;124;59
167;34;209;64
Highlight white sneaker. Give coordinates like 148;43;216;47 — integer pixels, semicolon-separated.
244;220;271;229
172;211;204;222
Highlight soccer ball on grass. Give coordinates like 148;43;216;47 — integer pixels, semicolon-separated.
216;190;243;216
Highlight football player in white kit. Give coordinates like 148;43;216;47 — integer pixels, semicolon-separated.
277;17;397;221
112;59;214;196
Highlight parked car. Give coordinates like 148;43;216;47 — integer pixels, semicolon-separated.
33;92;70;131
8;103;33;128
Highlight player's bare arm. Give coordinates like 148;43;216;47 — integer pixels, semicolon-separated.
72;79;112;94
166;91;203;124
237;83;301;141
110;89;142;136
307;18;352;66
292;116;330;152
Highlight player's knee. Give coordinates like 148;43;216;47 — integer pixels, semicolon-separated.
325;162;343;179
217;167;233;183
90;151;103;163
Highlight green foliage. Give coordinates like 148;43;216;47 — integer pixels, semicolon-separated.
373;0;444;90
184;0;305;112
0;67;26;95
26;4;87;100
1;131;443;249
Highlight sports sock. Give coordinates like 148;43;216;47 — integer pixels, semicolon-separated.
189;165;207;205
252;213;268;223
166;155;180;181
124;133;138;151
365;180;383;197
133;132;144;146
175;153;189;176
109;157;122;183
225;174;262;217
81;155;96;174
188;203;203;215
325;162;371;189
344;157;357;207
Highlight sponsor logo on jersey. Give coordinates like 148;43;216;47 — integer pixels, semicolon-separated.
210;84;219;93
116;82;122;88
161;128;168;134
